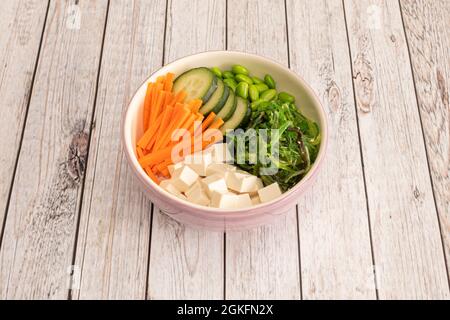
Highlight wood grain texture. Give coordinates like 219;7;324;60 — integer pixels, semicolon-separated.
0;0;108;299
400;0;450;281
0;0;49;237
344;0;449;299
72;0;166;300
287;0;376;299
225;0;301;299
147;0;226;300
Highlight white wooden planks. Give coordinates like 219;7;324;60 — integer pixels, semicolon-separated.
0;0;49;239
344;0;449;299
73;0;166;300
0;0;108;299
225;0;301;299
400;0;450;281
287;0;376;299
147;0;226;300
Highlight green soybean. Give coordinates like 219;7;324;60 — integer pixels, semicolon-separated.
235;74;253;85
251;76;264;84
255;83;269;93
249;85;260;102
223;71;234;79
251;99;269;110
278;91;295;103
236;82;249;99
223;78;238;91
210;67;222;79
260;89;277;101
264;74;276;89
231;64;249;75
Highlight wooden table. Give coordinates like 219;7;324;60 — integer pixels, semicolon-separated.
0;0;448;300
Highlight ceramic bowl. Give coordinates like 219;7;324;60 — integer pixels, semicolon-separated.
122;51;327;231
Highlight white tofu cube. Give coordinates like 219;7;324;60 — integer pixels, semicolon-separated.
205;163;236;178
185;181;210;206
210;193;252;209
226;171;258;193
171;165;199;192
201;174;228;197
248;178;264;195
208;143;234;163
257;182;282;203
168;162;183;176
160;180;187;200
184;151;212;176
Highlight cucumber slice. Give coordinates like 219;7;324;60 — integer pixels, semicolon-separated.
220;97;249;134
199;79;229;115
173;67;217;103
216;89;236;121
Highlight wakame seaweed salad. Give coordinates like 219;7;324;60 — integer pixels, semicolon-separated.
228;99;321;192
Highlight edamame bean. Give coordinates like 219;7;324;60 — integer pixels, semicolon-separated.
264;74;276;89
236;82;249;99
223;71;234;79
251;99;269;110
251;76;264;84
278;91;295;103
223;78;238;91
260;89;277;101
235;74;253;85
255;83;269;93
248;85;260;102
210;67;222;78
231;64;249;75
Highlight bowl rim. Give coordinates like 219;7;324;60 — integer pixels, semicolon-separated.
122;50;328;216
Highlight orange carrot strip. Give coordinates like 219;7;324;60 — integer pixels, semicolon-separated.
137;109;167;149
155;104;191;151
164;91;173;107
145;167;160;184
189;113;204;135
147;104;174;151
143;83;154;130
163;72;175;92
169;90;187;107
187;99;202;113
152;90;166;122
136;146;144;159
160;167;170;178
201;112;216;132
156;75;165;85
139;144;174;168
148;83;163;127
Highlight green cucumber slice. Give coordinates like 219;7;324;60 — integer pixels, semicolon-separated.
216;89;236;121
199;79;228;115
173;67;217;103
220;97;249;134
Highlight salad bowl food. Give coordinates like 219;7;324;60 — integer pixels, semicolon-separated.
122;51;327;231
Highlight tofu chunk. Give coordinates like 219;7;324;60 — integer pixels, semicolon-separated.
185;181;210;206
210;193;252;209
159;179;187;200
184;151;213;176
171;165;199;192
226;172;258;193
250;194;261;205
201;174;228;197
168;162;183;176
205;163;236;178
257;182;282;203
248;178;264;195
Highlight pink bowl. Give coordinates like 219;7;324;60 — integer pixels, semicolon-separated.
122;51;328;231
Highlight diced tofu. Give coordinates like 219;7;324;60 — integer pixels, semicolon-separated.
208;143;233;163
226;171;258;193
248;178;264;195
257;182;282;203
210;193;252;209
184;151;212;176
168;162;183;176
201;174;228;197
171;165;199;192
205;163;236;178
185;181;210;206
159;180;187;200
250;194;261;205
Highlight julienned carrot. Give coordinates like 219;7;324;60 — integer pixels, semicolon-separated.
145;167;160;184
156;75;165;85
201;112;216;132
136;146;145;159
164;91;173;107
155;104;191;151
163;73;175;92
143;83;153;130
187;99;202;113
189;114;204;135
152;90;166;123
137;109;167;149
147;104;174;151
169;90;187;107
148;83;163;127
139;144;174;168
